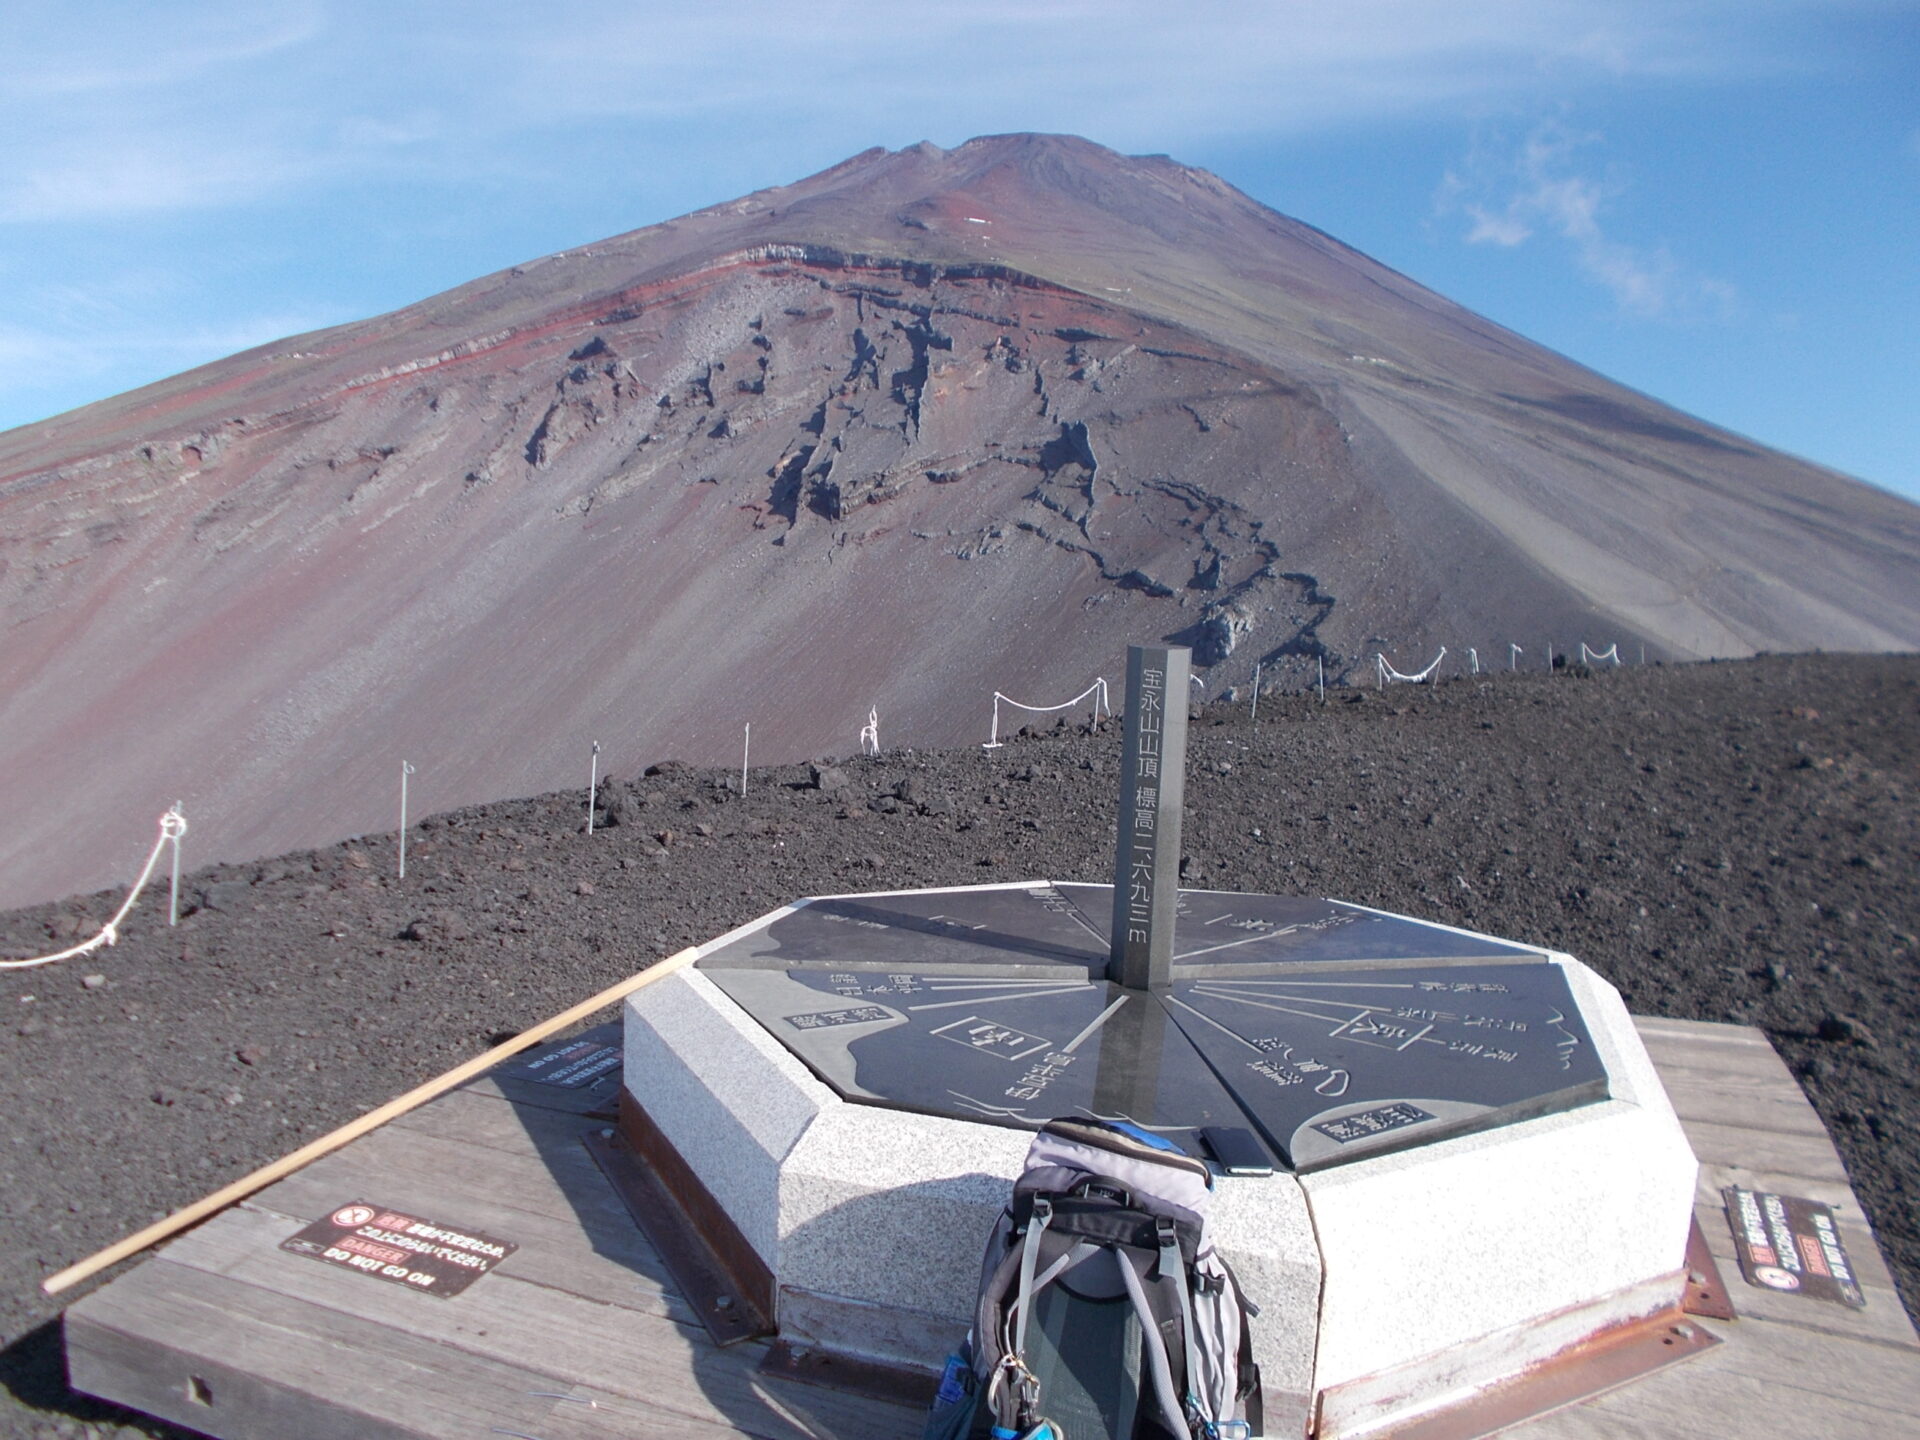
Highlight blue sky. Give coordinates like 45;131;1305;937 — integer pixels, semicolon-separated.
3;1;1915;500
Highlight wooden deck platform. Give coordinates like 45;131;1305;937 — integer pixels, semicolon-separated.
65;1017;1920;1439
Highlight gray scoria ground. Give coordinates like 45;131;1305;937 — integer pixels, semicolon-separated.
0;652;1914;1438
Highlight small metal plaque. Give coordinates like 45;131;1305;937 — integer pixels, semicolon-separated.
1312;1103;1434;1144
281;1201;518;1299
1723;1186;1866;1308
787;1006;894;1030
503;1037;621;1089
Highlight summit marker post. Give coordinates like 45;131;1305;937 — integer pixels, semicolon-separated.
1110;644;1190;991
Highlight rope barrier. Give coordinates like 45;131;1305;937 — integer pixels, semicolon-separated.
2;807;187;971
859;706;880;756
1580;642;1622;666
985;678;1109;748
1375;647;1447;687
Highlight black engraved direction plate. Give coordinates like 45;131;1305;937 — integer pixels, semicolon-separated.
701;963;1248;1134
1052;884;1546;973
696;883;1610;1170
1166;962;1605;1169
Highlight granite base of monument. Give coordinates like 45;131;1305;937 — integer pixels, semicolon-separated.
620;881;1700;1439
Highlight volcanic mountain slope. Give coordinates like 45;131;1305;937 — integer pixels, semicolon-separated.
2;134;1917;908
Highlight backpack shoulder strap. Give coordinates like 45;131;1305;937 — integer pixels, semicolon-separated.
1115;1239;1194;1437
1158;1216;1204;1431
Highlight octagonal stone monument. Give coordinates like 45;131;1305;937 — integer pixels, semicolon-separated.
619;879;1698;1438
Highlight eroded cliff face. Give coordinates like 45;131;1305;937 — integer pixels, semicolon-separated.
2;135;1916;907
0;255;1375;906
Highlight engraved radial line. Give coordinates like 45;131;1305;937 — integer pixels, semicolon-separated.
1191;980;1420;991
1062;995;1130;1053
1059;905;1109;945
1188;992;1377;1024
1173;930;1314;961
924;978;1097;989
1191;984;1391;1013
949;1094;1030;1118
1165;996;1263;1050
908;984;1097;1012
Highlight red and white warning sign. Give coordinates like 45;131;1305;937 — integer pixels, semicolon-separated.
281;1200;518;1300
1723;1186;1865;1309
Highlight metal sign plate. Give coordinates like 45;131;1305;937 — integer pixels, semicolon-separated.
1723;1186;1867;1308
281;1201;518;1299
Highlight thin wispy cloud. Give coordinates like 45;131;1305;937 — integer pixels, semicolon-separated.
0;140;301;224
1439;120;1738;320
0;6;322;100
0;1;1831;226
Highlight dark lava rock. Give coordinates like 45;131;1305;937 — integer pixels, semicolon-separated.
1819;1012;1879;1048
399;908;471;943
810;763;850;792
594;777;629;827
194;879;253;914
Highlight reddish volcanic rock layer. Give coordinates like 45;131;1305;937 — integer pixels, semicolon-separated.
2;134;1917;907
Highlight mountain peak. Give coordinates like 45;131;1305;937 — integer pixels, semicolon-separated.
0;137;1914;908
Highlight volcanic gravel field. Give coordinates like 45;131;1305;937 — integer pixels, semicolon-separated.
1;651;1915;1438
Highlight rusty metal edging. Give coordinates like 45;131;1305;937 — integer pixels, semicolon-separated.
1341;1299;1721;1440
582;1093;776;1348
1681;1214;1737;1321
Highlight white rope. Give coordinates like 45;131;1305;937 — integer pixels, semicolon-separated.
2;807;187;970
859;706;880;756
984;678;1109;748
1580;642;1622;666
1376;647;1446;686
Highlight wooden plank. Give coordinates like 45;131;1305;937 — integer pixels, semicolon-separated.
385;1083;611;1152
554;1377;925;1440
1632;1021;1787;1087
1691;1161;1862;1220
1700;1309;1920;1401
1638;1059;1831;1137
1522;1337;1920;1440
1676;1116;1853;1183
245;1123;693;1322
1633;1016;1780;1051
67;1258;604;1440
67;1254;908;1440
124;1209;910;1438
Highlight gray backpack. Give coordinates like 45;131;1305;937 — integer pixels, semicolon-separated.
925;1118;1262;1440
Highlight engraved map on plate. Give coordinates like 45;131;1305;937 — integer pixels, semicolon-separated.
697;883;1610;1171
